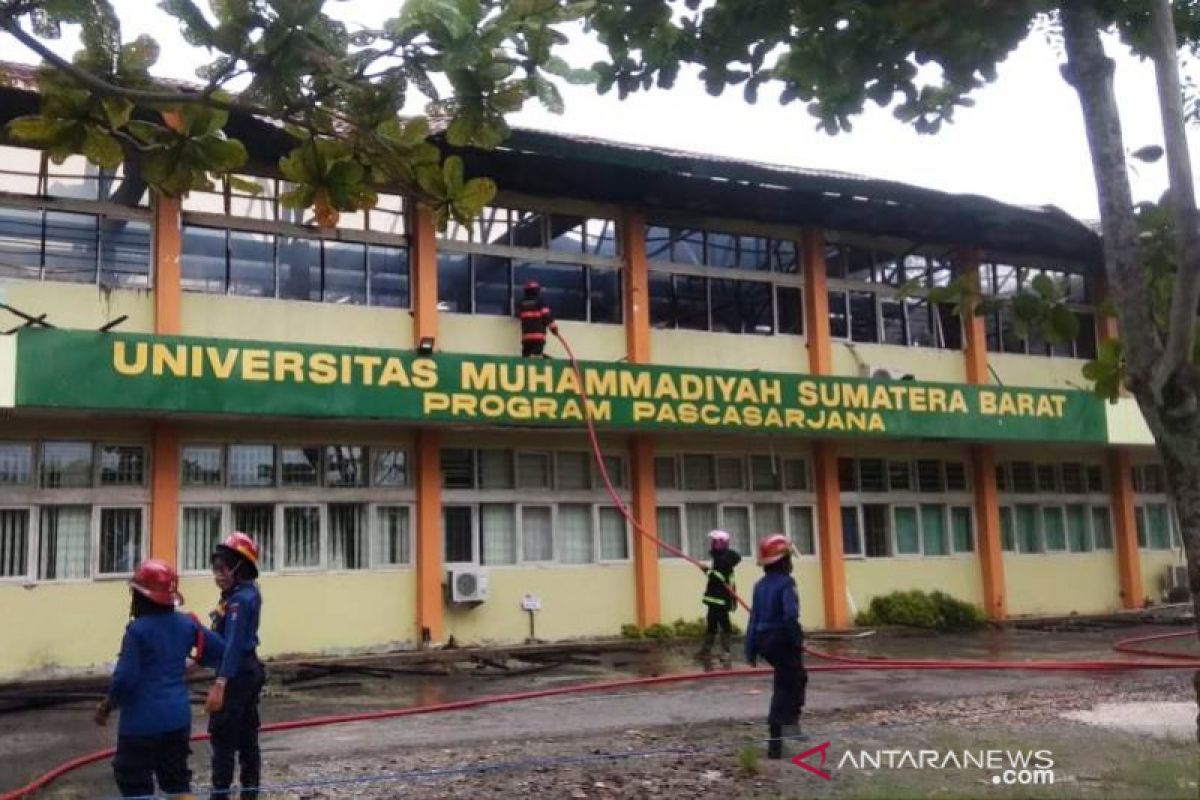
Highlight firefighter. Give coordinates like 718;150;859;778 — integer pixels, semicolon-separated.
95;559;225;798
516;280;557;357
696;529;741;671
744;534;808;760
207;532;266;800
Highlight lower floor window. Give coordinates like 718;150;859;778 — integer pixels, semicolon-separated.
1002;501;1113;554
443;503;629;565
843;502;971;558
0;505;148;581
1136;503;1175;550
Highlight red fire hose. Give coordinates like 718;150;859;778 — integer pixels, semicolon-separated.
4;332;1197;799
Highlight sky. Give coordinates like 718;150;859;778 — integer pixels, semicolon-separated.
6;1;1198;222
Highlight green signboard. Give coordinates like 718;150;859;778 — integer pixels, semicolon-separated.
11;329;1107;443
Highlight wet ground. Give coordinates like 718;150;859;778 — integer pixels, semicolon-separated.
2;623;1197;798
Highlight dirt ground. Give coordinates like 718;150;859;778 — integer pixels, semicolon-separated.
4;623;1199;799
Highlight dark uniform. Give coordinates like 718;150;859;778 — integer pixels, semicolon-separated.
745;570;808;757
517;284;556;357
109;612;224;797
210;582;265;799
698;548;741;668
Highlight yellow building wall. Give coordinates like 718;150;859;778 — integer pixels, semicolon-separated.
988;354;1089;391
845;558;984;618
181;294;414;349
659;560;824;631
439;315;626;362
1139;549;1186;604
831;342;967;384
443;565;636;643
0;580;134;679
1003;553;1121;616
651;329;807;372
1;281;153;332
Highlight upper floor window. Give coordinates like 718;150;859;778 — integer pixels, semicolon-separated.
981;262;1096;359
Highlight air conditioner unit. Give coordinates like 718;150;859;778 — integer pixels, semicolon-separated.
1170;565;1188;590
448;568;489;603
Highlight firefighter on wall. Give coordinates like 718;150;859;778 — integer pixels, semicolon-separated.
517;280;558;357
697;529;741;671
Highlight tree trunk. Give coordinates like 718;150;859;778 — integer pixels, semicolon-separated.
1060;0;1200;745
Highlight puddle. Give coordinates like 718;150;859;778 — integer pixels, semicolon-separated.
1062;701;1197;739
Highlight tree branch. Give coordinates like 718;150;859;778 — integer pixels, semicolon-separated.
1060;0;1162;393
1152;0;1200;386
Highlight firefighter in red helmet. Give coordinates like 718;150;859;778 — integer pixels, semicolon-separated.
208;532;266;799
97;559;224;798
745;533;809;760
516;280;557;357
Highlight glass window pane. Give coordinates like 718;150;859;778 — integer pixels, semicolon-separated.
951;506;974;552
906;298;933;347
0;508;30;578
521;506;554;562
38;505;91;580
1086;466;1105;493
514;260;585;321
480;504;517;565
944;462;968;492
1061;463;1085;495
1091;506;1113;549
232;504;275;572
841;505;862;556
863;504;890;557
859;458;886;492
849;291;878;343
599;507;629;560
828;290;849;339
441;449;476;489
284;505;321;567
181;506;222;572
880;299;907;345
783;458;809;491
1042;506;1067;551
99;219;150;288
323;241;367;305
717;456;745;490
1036;464;1058;493
556;452;591;490
889;461;912;491
654;456;678;490
711;279;772;334
99;508;142;575
549;214;585;253
443;506;473;563
916;460;944;493
1136;506;1148;548
437;251;471;312
936;303;962;350
509;209;546;248
685;503;718;560
772;239;798;273
558;504;594;563
474;254;512;316
41;442;93;488
706;232;737;268
645;226;672;261
0;206;45;280
737;235;772;271
721;505;752;555
182;445;222;486
585;218;618;257
478;449;515;489
368;245;409;307
280;447;320;487
674;275;708;331
1067;504;1091;552
656;506;683;558
229;444;274;488
789;506;815;556
754;503;784;540
100;445;145;486
43;211;98;284
373;448;409;487
920;504;948;556
278;236;321;301
589;267;622;324
649;271;675;328
517;452;551;489
228;230;275;297
598;454;626;489
750;456;782;492
0;443;33;485
682;455;716;491
670;227;704;264
374;506;411;566
1010;462;1036;493
894;507;920;554
776;286;803;335
324;446;366;487
838;458;858;492
1148;504;1171;549
999;506;1017;551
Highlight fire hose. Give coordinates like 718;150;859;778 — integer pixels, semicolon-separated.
3;331;1198;799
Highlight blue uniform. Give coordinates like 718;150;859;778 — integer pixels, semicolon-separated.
109;612;224;736
745;570;808;728
210;582;266;798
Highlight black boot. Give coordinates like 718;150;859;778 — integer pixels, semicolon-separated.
767;724;783;760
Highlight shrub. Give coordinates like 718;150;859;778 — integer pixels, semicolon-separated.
620;623;643;640
855;589;984;631
643;623;673;639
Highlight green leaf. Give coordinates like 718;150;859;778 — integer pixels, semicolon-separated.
82;126;123;168
7;116;66;143
196;136;247;172
532;75;564;114
1047;304;1079;345
453;176;497;216
126;120;165;143
101;97;134;129
1030;273;1056;300
227;175;264;195
415;162;447;198
442;155;464;194
1131;144;1164;163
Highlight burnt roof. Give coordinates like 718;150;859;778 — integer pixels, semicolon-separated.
0;60;1100;267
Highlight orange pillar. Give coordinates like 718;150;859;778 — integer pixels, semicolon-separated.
1109;449;1144;608
960;249;1006;619
621;208;660;626
801;228;848;629
410;203;439;345
414;429;445;642
150;192;182;565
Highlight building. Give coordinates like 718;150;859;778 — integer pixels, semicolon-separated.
0;67;1184;680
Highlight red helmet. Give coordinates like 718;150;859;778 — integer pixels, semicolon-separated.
130;559;183;607
523;280;541;295
214;532;260;576
757;534;791;566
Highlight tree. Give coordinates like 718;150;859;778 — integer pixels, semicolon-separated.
0;0;597;228
585;0;1200;740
